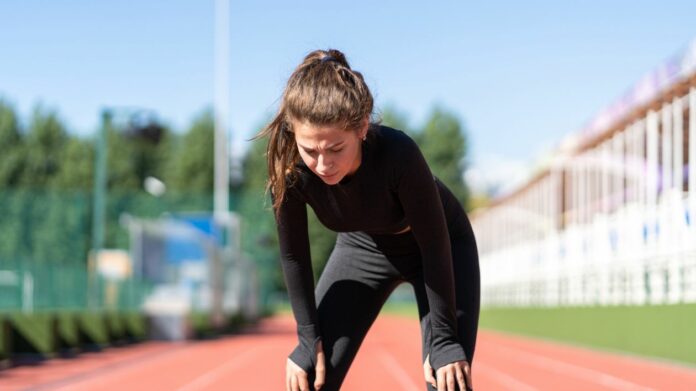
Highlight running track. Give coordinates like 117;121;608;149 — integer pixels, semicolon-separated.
2;314;695;390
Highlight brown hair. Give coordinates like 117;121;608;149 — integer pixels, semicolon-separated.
256;49;374;212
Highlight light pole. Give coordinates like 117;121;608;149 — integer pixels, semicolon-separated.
214;0;231;224
89;109;111;309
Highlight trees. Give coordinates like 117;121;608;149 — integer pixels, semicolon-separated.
379;103;413;136
419;105;470;209
0;99;24;188
164;109;215;193
0;100;28;261
382;104;472;210
0;103;90;264
52;138;94;190
20;105;69;189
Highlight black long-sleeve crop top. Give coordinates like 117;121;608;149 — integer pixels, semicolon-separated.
274;125;466;372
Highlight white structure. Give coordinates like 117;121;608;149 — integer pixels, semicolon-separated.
472;39;696;308
122;212;258;340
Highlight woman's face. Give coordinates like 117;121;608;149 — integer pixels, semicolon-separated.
293;119;368;185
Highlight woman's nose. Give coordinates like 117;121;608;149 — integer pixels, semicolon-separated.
317;155;333;172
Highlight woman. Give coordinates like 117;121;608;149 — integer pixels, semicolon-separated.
258;49;480;391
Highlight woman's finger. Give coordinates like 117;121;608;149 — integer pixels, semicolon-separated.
315;352;326;390
424;355;437;388
455;364;467;391
298;373;310;391
446;370;456;391
425;369;437;387
286;359;295;391
436;368;446;391
290;374;299;391
464;362;473;390
313;340;325;390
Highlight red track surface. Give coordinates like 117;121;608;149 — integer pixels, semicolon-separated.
2;314;695;390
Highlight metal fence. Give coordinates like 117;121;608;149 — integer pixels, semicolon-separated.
479;198;696;307
474;85;696;308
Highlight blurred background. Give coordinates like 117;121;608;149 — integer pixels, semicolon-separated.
1;0;696;383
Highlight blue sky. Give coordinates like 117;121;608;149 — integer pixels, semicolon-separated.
2;1;695;194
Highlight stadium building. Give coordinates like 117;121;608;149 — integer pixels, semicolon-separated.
471;39;696;308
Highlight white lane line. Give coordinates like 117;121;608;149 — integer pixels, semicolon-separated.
475;362;539;391
176;346;265;391
378;349;422;391
493;345;656;391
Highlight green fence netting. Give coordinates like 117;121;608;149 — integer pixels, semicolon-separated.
0;189;278;314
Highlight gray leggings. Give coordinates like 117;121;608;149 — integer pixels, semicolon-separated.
302;215;480;391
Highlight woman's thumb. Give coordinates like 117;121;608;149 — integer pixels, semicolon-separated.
424;354;437;387
314;341;326;390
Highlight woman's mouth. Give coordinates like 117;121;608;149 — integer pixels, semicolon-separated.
318;171;339;181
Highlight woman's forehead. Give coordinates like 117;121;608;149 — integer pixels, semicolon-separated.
294;121;350;146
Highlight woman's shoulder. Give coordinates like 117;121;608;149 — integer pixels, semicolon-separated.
369;124;419;155
368;125;422;169
367;125;423;190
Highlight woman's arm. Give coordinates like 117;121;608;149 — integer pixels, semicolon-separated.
395;136;467;371
275;189;322;372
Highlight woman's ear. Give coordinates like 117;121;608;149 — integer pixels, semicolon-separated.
359;117;369;139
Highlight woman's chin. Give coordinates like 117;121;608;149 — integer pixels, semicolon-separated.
318;172;342;184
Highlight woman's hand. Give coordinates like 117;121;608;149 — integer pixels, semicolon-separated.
286;340;326;391
424;354;472;391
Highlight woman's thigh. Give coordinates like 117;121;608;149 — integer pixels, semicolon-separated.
312;241;401;391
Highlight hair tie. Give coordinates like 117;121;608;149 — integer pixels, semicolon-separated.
321;55;338;64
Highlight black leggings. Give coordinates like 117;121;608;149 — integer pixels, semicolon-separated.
304;213;480;391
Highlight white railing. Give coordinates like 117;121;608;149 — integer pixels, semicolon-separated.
477;85;696;308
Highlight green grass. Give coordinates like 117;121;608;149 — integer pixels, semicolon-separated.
272;299;696;365
270;301;419;318
382;301;696;366
380;301;419;317
271;302;293;315
480;304;696;365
